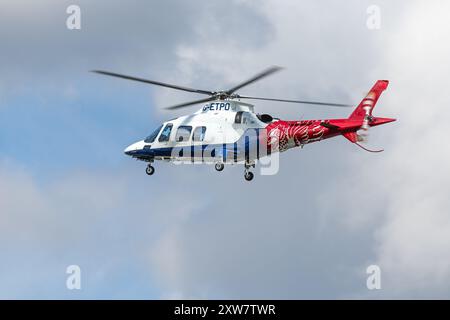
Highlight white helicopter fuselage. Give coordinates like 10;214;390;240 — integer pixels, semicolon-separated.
124;100;269;164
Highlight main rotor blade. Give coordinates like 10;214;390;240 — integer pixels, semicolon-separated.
238;95;353;107
165;97;215;110
91;70;214;95
226;66;283;95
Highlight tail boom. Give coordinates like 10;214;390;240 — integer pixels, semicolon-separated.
265;80;395;152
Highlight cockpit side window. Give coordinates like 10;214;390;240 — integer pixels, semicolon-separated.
158;123;173;142
192;126;207;142
144;125;163;143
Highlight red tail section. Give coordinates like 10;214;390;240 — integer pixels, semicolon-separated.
349;80;389;120
339;80;395;146
266;80;395;153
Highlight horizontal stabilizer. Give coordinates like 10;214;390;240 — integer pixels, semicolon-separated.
342;131;358;143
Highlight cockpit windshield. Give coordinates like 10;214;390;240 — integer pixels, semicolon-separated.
144;125;163;143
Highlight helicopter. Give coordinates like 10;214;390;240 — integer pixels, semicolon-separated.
92;66;395;181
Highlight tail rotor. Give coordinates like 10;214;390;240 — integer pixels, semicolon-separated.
345;80;394;153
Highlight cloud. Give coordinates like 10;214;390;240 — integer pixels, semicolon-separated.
144;0;389;299
0;0;273;104
369;1;450;298
0;160;205;298
316;0;450;298
147;0;450;299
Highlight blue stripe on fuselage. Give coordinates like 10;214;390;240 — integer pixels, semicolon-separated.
128;128;263;162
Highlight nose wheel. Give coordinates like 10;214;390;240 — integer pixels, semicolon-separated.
215;163;225;172
146;164;155;176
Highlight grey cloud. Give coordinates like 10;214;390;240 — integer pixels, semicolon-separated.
147;0;450;299
0;0;273;100
0;161;207;298
149;159;379;299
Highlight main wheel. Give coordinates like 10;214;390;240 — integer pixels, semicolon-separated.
244;171;254;181
146;165;155;176
215;163;225;172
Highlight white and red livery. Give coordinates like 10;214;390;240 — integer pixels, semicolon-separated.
93;67;395;181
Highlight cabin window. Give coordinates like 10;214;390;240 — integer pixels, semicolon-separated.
144;124;163;143
158;123;173;142
192;126;207;142
235;111;243;124
175;126;192;142
242;112;255;125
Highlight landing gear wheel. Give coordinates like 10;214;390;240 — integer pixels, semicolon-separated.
146;164;155;176
244;171;254;181
215;163;225;172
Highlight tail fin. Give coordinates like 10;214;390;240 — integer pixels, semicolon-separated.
323;80;394;145
340;80;395;152
349;80;389;120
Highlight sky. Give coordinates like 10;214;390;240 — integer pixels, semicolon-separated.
1;0;450;299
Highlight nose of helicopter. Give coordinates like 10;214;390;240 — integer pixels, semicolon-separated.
124;144;134;156
124;140;145;156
